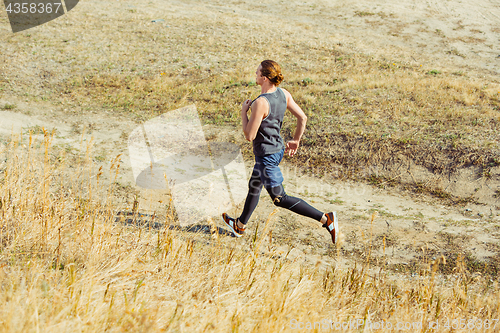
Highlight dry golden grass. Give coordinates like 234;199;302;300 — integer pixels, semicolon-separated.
1;1;500;330
0;132;499;332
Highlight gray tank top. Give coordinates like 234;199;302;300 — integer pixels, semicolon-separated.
252;87;287;156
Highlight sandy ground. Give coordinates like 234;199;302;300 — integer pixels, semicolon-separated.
160;0;500;77
279;0;500;76
154;0;495;77
1;0;500;271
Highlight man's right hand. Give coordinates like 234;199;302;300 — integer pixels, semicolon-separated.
241;99;252;113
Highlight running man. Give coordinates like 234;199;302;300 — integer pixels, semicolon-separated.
222;60;339;245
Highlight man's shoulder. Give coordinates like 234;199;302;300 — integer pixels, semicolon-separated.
278;88;291;107
251;96;270;116
279;87;291;99
253;96;269;106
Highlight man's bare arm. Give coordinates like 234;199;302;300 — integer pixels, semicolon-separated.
241;98;267;141
282;88;307;156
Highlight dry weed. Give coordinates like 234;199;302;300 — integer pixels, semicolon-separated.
0;135;499;331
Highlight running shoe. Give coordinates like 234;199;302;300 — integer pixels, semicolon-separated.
323;212;338;244
222;213;245;238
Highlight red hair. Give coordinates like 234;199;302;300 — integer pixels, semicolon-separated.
260;60;284;85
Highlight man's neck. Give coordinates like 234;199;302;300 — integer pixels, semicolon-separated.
261;83;277;94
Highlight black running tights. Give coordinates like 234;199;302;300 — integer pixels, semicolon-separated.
238;168;324;225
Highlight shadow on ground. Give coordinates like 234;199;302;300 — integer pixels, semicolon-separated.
114;211;235;237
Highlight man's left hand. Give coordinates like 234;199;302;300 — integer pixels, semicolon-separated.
285;140;300;157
